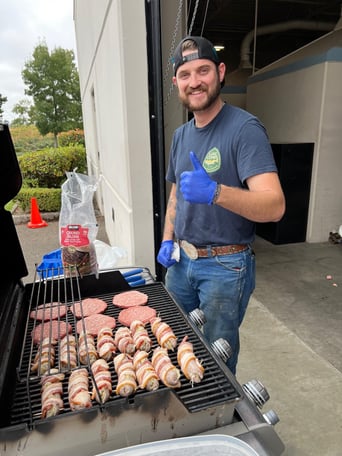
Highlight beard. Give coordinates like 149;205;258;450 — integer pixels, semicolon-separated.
178;74;222;113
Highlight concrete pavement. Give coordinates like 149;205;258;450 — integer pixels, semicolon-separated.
237;296;342;455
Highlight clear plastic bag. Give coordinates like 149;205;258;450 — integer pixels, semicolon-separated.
59;171;98;276
94;240;127;270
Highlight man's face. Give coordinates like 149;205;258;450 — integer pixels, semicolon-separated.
173;53;225;112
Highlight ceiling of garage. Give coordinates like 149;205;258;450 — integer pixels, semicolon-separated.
188;0;342;72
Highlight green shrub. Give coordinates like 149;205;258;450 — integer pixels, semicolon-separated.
5;201;15;212
15;188;62;212
59;129;85;147
11;126;85;153
18;145;87;188
10;125;54;154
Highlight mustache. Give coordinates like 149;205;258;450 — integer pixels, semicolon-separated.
186;84;207;95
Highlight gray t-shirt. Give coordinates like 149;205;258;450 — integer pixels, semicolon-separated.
166;103;277;245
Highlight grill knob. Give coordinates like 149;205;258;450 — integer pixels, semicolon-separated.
211;338;233;362
263;409;280;426
188;308;206;327
242;379;270;408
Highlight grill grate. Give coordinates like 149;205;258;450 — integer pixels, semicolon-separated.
9;274;240;428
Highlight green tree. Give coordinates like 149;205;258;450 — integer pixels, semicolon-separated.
0;93;8;118
22;41;83;147
11;98;33;126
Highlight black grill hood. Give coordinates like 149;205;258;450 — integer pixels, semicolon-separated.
0;123;28;284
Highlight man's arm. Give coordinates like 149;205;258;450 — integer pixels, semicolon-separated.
162;183;177;240
215;172;285;223
157;184;178;269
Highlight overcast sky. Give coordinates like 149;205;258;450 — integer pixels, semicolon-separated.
0;0;76;122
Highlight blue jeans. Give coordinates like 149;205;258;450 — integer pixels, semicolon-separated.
165;245;255;375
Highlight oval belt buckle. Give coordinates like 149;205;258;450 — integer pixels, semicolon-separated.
181;240;198;260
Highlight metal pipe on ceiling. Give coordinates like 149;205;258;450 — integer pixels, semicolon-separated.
240;20;335;69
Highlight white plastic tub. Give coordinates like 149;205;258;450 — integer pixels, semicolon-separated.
95;434;260;456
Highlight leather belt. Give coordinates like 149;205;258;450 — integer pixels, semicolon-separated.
179;240;247;260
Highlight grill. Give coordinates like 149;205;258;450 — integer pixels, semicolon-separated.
9;274;240;427
0;271;243;454
0;123;285;456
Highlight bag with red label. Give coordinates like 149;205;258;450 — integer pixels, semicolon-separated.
59;171;99;277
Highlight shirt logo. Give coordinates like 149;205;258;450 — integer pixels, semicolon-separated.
203;148;221;173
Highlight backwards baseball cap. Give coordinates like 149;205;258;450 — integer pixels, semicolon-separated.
172;36;220;76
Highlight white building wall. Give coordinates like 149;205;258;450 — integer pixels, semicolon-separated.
246;65;323;143
74;0;155;272
247;54;342;242
312;62;342;241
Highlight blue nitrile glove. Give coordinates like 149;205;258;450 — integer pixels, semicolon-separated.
157;240;177;268
180;151;217;204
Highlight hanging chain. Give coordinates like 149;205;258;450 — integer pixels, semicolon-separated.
188;0;200;35
163;0;184;107
163;0;201;107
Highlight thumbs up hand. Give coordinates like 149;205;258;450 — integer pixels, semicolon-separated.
180;151;217;204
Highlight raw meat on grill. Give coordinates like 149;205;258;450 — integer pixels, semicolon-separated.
31;320;72;345
60;334;77;370
114;353;137;397
151;346;181;388
118;305;157;327
31;337;56;375
68;368;92;411
150;317;177;351
40;369;65;418
78;331;98;365
30;302;67;321
70;298;108;318
133;350;159;391
130;320;152;352
91;359;112;403
76;313;116;336
177;336;205;384
114;327;135;355
112;290;148;308
97;327;116;361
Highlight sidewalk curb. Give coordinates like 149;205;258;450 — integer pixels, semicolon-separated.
13;212;60;225
13;210;103;225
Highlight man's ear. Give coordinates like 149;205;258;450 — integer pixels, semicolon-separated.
172;76;177;86
218;62;226;84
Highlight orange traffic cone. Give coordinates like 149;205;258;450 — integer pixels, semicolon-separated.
27;197;48;229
